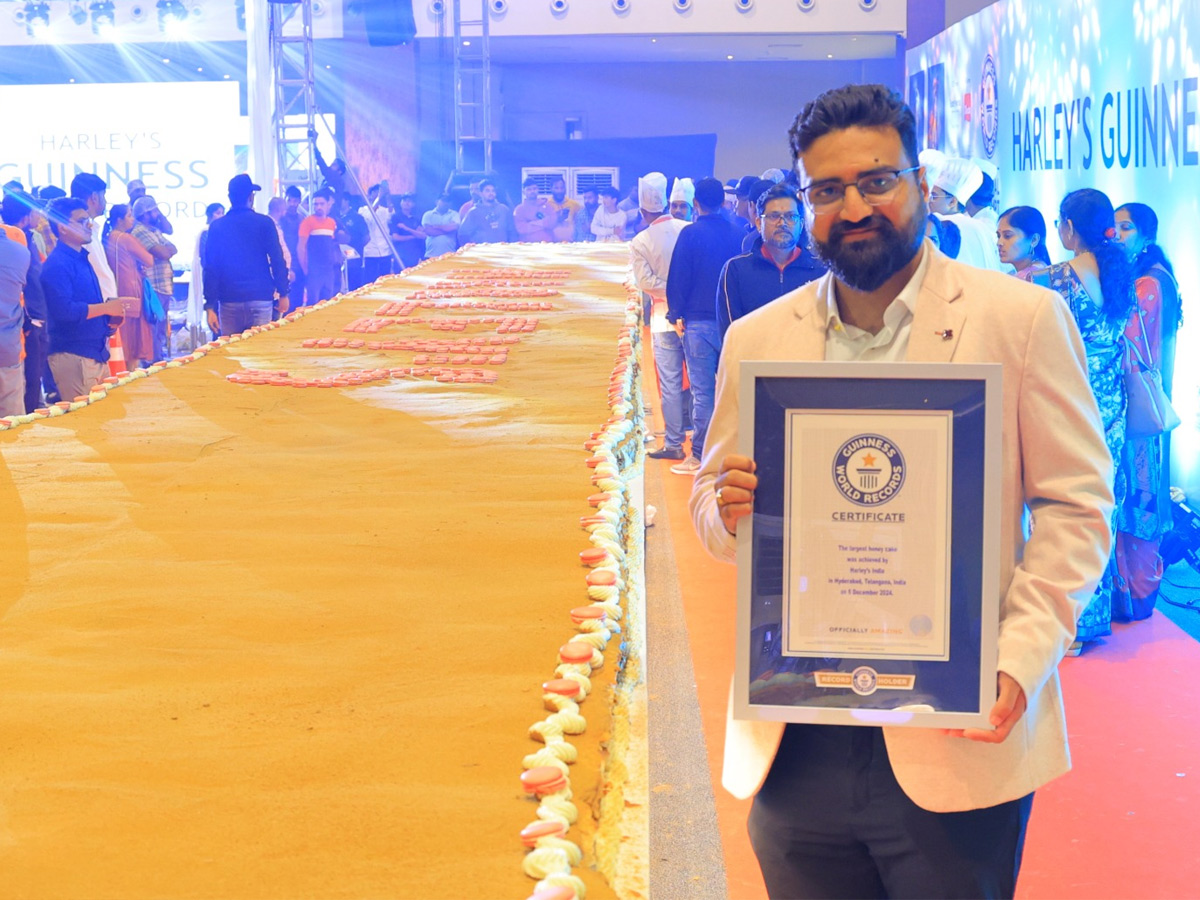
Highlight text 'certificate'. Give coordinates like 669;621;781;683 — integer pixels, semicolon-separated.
782;411;952;661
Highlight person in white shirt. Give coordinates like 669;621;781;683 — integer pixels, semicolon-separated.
360;182;393;283
630;173;691;459
69;173;118;302
923;154;1004;272
966;157;1000;235
591;187;627;242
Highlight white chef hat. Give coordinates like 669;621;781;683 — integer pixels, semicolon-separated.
971;156;999;181
760;168;786;184
918;148;947;191
935;157;983;205
638;172;668;211
670;177;695;204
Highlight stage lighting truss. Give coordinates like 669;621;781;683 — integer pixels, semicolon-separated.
156;0;188;35
24;1;51;38
89;0;116;36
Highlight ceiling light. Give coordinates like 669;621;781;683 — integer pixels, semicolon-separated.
157;0;188;36
24;1;51;38
726;54;734;60
89;0;115;36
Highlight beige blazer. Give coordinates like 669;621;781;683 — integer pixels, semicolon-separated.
690;244;1115;813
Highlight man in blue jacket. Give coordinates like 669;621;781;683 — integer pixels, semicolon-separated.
204;174;290;336
717;183;827;339
665;176;744;475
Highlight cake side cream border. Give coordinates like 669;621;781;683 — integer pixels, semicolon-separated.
518;275;649;900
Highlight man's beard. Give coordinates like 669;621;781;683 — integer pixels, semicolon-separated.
809;207;925;292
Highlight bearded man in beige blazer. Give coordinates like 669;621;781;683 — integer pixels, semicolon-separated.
690;84;1114;899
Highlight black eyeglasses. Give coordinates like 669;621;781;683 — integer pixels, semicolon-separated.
799;166;921;213
762;212;801;225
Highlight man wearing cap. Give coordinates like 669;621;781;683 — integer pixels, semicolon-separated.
665;176;744;476
630;173;691;461
718;183;826;340
126;179;174;235
130;195;179;343
203;174;290;336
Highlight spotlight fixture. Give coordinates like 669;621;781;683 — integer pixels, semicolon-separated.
859;0;877;8
673;0;692;11
611;0;629;11
24;1;51;37
129;3;149;23
549;0;567;13
489;0;506;13
428;0;445;14
89;0;115;36
156;0;187;34
68;1;87;26
735;0;754;10
797;0;815;9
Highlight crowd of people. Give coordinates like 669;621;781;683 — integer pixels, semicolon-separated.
622;149;1183;658
0;131;1183;656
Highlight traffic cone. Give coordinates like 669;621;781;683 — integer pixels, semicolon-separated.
107;328;127;377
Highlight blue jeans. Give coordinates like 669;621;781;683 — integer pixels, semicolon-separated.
652;330;687;450
219;299;275;335
682;319;720;460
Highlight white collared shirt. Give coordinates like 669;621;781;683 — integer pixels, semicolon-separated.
87;214;117;299
629;214;688;333
818;245;930;361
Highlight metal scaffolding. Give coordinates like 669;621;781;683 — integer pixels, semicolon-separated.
270;0;318;203
451;0;492;181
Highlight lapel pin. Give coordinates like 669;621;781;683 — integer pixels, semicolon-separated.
937;329;954;341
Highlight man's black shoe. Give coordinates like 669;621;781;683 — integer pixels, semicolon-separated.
647;446;686;460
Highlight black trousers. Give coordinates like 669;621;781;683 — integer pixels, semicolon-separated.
748;724;1033;900
22;322;48;413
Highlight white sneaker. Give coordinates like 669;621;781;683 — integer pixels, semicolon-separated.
669;456;701;476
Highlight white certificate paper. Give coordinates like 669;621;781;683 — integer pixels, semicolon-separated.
782;411;952;661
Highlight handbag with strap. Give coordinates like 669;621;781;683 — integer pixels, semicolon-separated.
142;276;165;324
1124;305;1181;437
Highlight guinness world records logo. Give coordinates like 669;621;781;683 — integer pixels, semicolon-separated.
832;433;906;507
980;53;998;158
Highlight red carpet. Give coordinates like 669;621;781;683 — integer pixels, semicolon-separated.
646;344;1200;900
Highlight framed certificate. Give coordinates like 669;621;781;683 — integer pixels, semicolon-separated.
733;362;1002;729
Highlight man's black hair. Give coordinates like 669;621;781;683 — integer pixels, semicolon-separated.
313;187;334;202
205;202;225;219
285;185;302;200
755;183;800;217
693;177;725;212
45;197;88;237
598;186;620;200
522;177;538;189
69;172;107;201
788;84;919;172
1;190;34;226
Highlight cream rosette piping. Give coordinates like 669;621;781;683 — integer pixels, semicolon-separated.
521;277;644;895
